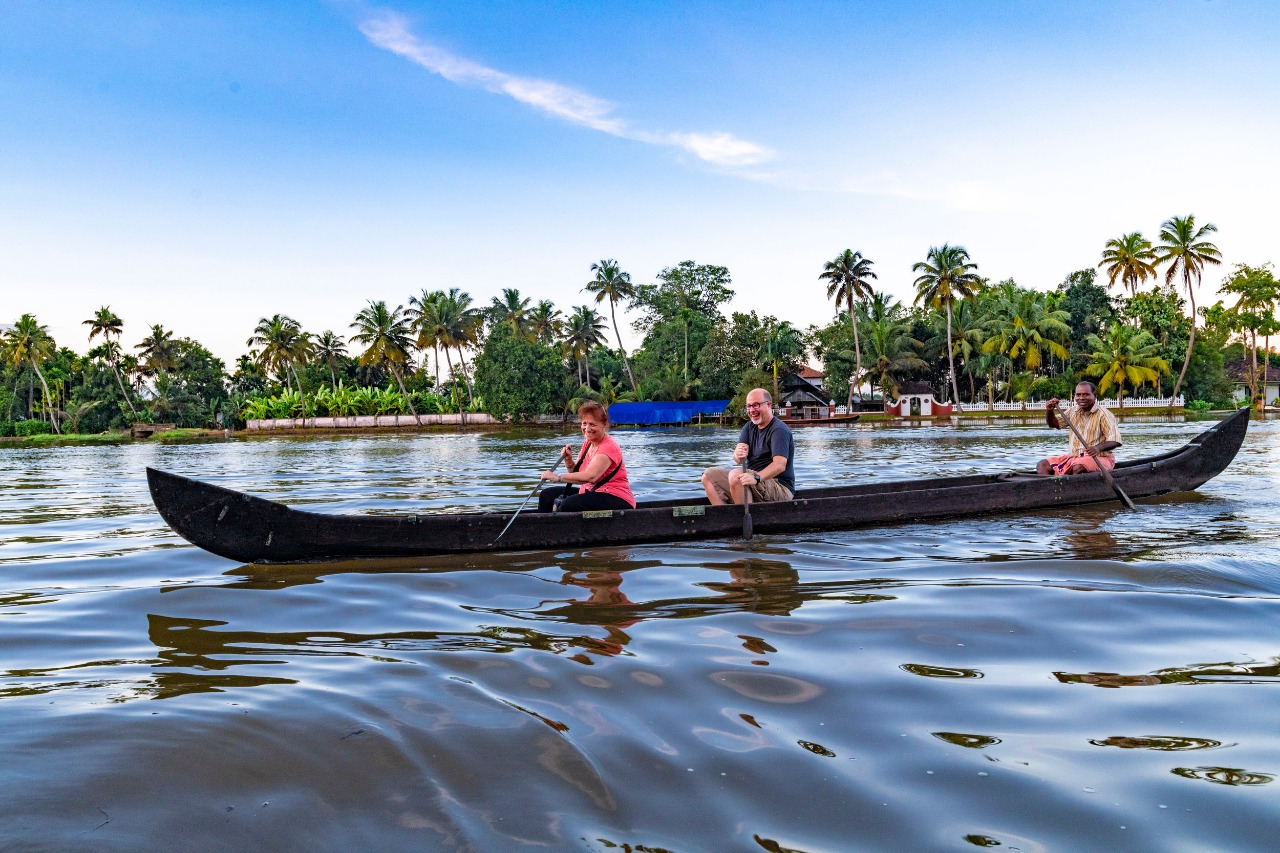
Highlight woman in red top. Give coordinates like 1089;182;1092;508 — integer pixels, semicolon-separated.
537;401;635;513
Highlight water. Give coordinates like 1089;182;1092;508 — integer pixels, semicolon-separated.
2;416;1278;851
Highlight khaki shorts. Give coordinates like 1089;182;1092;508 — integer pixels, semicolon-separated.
702;467;793;503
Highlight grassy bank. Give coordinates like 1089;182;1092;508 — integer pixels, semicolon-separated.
3;428;228;446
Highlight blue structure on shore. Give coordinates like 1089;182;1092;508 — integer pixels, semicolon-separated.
607;400;731;426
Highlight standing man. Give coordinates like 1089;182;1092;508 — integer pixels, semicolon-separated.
702;388;795;505
1036;381;1121;476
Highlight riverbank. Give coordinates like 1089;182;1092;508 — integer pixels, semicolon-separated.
0;428;228;446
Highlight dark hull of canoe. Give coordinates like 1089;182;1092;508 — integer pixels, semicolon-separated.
147;408;1250;564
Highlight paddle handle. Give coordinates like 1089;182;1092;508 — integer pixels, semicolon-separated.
741;461;753;540
1057;407;1136;510
493;456;566;544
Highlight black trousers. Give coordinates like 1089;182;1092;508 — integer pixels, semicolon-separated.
537;485;632;513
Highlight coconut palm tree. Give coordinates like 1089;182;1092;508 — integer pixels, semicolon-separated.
529;300;564;346
248;314;314;421
564;305;608;388
313;330;348;388
1155;215;1222;400
1222;264;1280;404
407;289;445;387
1083;324;1170;406
350;301;417;416
488;288;532;339
861;315;928;400
435;288;482;402
980;289;1071;375
913;244;982;409
934;298;988;403
757;321;806;400
819;249;877;407
136;324;180;378
1098;232;1158;297
82;306;138;417
2;314;61;432
585;259;639;392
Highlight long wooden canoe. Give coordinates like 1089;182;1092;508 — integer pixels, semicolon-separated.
148;408;1249;564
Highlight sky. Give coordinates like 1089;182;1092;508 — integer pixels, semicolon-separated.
2;0;1278;369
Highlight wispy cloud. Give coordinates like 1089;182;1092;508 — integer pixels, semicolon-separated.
359;11;772;169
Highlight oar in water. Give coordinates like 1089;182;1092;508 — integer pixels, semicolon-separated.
1058;408;1136;510
492;455;566;544
740;461;753;540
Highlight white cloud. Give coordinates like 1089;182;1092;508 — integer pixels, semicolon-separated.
359;10;772;168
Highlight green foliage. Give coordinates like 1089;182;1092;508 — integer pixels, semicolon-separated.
15;418;52;436
474;324;563;421
698;312;770;400
0;420;12;437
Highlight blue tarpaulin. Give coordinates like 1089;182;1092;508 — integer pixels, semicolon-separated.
608;400;731;425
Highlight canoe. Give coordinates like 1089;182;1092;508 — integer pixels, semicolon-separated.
147;408;1250;564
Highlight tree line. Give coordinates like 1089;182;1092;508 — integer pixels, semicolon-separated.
3;213;1276;436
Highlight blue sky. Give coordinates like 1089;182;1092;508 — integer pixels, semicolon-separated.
2;1;1278;367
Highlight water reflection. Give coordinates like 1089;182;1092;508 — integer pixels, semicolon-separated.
1170;766;1273;786
1089;735;1225;751
1055;655;1280;687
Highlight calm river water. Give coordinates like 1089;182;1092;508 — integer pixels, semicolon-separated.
3;416;1278;851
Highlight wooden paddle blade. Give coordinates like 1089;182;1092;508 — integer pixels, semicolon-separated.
742;507;753;540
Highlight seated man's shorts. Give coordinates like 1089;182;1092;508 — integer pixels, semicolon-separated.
1046;453;1115;476
702;467;794;503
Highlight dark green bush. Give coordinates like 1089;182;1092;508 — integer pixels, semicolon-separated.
14;419;53;437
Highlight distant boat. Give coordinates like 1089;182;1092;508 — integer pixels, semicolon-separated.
146;408;1249;564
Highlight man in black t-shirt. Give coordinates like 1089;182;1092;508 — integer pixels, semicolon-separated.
701;388;795;505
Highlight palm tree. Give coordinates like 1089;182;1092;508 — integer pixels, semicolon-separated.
434;288;482;402
2;314;60;432
935;298;988;403
585;259;639;392
861;316;928;400
819;249;877;407
313;330;348;388
82;305;138;417
529;300;564;345
1155;215;1222;400
488;288;532;339
758;321;806;400
1084;324;1170;406
564;305;608;388
1098;232;1158;297
407;289;445;387
913;244;982;409
980;289;1071;375
136;324;179;378
350;301;418;416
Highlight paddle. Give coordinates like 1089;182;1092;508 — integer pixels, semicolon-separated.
492;454;566;544
740;461;754;540
1058;406;1136;510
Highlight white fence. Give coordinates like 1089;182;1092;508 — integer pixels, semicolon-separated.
958;396;1184;413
